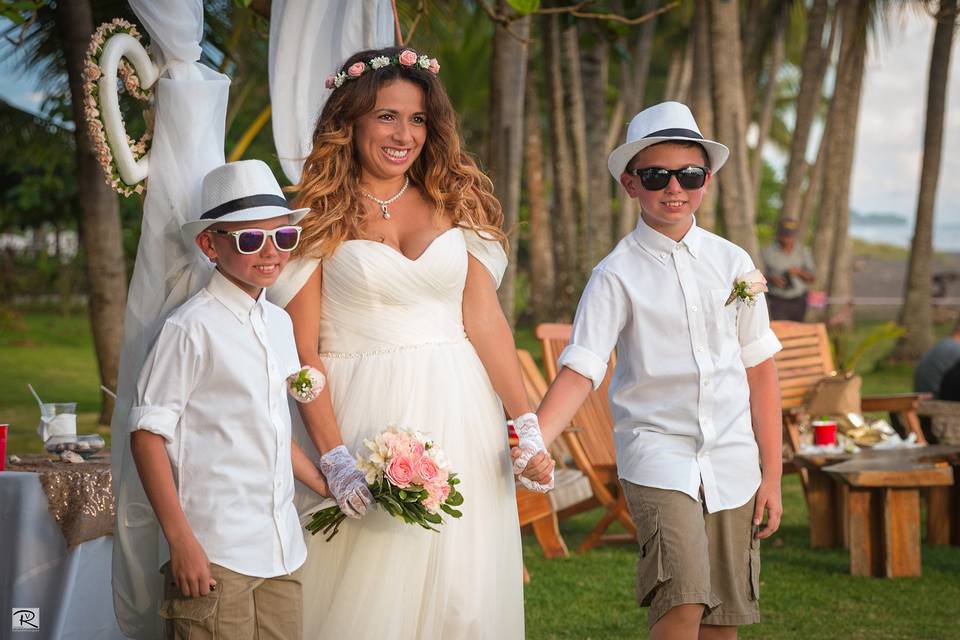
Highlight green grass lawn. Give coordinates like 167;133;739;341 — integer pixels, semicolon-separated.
3;311;960;638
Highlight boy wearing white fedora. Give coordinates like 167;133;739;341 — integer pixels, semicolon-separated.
525;102;783;638
129;159;328;639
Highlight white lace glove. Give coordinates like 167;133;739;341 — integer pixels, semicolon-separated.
512;413;554;492
318;445;373;518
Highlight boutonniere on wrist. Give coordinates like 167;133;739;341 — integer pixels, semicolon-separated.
287;366;326;403
725;269;768;307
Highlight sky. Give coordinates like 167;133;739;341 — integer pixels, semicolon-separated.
850;8;960;229
0;9;957;234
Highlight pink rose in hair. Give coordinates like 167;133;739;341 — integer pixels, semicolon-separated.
398;49;419;67
428;58;440;75
416;455;439;483
348;62;366;77
325;74;336;89
386;455;415;488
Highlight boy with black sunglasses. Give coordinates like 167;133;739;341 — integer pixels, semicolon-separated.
519;102;784;639
129;160;329;639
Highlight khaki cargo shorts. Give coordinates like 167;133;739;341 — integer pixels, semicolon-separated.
621;481;761;628
160;562;303;640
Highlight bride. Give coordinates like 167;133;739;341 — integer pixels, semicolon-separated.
268;47;554;639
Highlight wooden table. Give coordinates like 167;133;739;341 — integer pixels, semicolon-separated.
821;445;960;577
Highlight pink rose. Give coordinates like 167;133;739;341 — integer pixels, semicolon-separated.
408;440;425;457
398;49;418;67
325;74;336;89
429;58;440;75
386;455;415;488
347;62;366;77
416;455;439;483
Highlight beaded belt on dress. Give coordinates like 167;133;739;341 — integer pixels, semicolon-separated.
319;338;469;359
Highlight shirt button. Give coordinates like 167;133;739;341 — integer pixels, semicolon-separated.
696;345;705;353
703;379;710;386
691;306;698;312
660;252;667;259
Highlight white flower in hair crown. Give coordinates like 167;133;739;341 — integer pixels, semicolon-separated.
83;18;156;198
325;49;440;90
725;269;768;307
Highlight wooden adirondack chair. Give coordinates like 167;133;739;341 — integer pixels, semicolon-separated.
535;323;637;552
771;320;927;455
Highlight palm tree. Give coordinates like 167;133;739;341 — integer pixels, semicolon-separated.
895;0;959;360
524;65;556;322
542;11;578;318
689;0;717;231
779;0;831;225
488;5;530;325
12;0;133;424
708;0;760;261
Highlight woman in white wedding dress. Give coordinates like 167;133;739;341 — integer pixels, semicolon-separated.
268;47;554;639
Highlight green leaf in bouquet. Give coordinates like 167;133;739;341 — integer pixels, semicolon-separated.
423;511;443;524
448;474;461;486
446;491;464;507
440;504;463;518
398;489;408;500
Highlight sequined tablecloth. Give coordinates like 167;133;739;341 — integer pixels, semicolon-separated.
7;453;114;548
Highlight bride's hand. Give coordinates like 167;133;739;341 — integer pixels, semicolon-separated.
318;445;373;518
512;448;555;485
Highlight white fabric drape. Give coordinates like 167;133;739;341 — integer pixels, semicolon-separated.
110;2;229;637
268;0;395;184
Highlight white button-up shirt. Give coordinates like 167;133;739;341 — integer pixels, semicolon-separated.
559;217;782;513
130;269;307;577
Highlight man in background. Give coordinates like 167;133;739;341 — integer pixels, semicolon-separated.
761;220;815;321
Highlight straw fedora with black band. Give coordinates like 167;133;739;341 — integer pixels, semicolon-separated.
607;101;730;182
181;159;309;246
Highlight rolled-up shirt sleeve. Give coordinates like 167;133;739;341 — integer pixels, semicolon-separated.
558;268;627;389
735;258;782;368
129;321;200;443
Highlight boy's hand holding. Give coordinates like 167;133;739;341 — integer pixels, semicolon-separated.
168;531;217;598
319;445;374;518
753;474;783;539
511;413;555;492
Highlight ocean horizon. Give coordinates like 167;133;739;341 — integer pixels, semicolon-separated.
848;219;960;253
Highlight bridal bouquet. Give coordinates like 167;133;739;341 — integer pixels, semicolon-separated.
305;426;464;541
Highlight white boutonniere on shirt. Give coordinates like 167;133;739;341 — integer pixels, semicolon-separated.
725;269;768;307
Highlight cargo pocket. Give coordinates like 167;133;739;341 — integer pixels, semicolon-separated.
635;505;669;607
749;535;761;601
158;563;220;632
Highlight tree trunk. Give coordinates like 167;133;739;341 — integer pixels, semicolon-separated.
524;67;556;323
824;0;869;330
562;24;589;219
690;0;718;231
488;7;530;326
751;9;787;199
615;0;658;239
55;0;126;424
895;0;958;360
580;23;612;265
708;0;759;261
543;13;578;319
779;0;831;225
740;0;766;114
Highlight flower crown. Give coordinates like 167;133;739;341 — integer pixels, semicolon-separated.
325;49;440;90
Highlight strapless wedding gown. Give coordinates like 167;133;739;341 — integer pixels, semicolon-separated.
269;228;524;640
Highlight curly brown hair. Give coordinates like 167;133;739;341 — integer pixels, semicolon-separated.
291;46;506;259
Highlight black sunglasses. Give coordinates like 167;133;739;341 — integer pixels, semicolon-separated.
209;225;302;254
628;165;709;191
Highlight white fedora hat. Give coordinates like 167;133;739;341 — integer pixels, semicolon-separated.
181;160;309;246
607;101;729;181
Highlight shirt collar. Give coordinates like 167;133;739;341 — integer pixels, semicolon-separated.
206;269;264;324
631;215;702;263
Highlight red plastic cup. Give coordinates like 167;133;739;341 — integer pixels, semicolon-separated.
0;424;7;471
812;420;837;446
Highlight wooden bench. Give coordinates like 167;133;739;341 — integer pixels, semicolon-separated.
823;445;960;577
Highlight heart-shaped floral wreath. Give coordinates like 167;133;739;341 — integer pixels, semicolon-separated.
83;18;155;197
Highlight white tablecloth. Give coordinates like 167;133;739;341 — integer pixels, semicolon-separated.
0;471;126;640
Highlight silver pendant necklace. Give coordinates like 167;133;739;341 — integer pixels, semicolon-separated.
361;176;410;220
